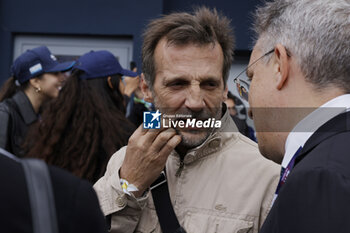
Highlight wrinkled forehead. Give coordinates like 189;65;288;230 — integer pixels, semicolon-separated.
155;38;223;71
156;38;222;58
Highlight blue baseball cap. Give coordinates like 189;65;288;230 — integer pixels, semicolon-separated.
11;46;75;84
73;50;137;79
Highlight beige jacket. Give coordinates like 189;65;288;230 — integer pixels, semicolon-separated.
94;110;280;233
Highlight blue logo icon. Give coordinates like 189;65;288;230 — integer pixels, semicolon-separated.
143;110;161;129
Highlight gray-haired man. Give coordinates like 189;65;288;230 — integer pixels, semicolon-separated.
235;0;350;232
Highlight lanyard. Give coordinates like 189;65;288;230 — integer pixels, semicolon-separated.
271;146;303;206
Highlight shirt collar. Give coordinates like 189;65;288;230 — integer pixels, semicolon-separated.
12;91;38;125
282;94;350;168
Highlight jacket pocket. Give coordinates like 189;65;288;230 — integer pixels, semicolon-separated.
183;212;253;233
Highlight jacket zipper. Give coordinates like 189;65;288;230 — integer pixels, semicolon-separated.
175;159;184;177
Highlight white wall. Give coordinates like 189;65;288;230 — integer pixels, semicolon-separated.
13;35;134;70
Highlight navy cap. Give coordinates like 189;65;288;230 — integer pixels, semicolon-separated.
73;50;137;79
11;46;75;84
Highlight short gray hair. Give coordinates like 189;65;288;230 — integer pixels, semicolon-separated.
253;0;350;91
142;7;234;89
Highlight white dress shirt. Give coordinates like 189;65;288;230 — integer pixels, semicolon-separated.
282;94;350;169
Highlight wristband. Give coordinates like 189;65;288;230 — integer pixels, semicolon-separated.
120;178;139;196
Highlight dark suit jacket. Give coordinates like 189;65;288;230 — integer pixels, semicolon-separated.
0;154;108;233
259;111;350;233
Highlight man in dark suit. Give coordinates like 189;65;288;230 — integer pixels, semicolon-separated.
0;152;108;233
233;0;350;232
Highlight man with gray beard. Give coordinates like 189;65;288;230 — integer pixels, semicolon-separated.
94;7;279;233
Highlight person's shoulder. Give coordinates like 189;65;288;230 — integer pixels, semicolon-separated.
222;131;258;150
49;164;84;188
297;131;350;178
0;99;11;112
235;132;259;148
0;101;11;125
0;97;19;118
48;165;107;233
290;131;350;185
48;165;97;209
220;132;280;175
224;132;276;163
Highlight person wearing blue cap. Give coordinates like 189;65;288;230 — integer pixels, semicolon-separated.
24;50;137;183
0;46;75;156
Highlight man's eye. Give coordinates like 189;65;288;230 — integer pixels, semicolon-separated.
201;81;218;89
167;81;188;88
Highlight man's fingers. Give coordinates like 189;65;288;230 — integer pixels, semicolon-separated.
130;125;171;149
129;124;147;140
158;134;182;159
150;128;177;152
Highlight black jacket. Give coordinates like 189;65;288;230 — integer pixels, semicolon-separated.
0;153;108;233
0;91;37;156
259;111;350;233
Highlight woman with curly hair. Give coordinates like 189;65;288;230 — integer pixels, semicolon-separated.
24;50;137;183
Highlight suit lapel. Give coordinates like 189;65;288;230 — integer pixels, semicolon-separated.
295;111;350;166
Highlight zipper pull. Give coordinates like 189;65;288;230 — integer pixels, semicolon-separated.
175;160;184;177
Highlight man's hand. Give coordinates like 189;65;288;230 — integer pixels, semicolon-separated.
120;125;182;197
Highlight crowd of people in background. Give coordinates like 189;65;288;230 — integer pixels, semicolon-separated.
0;47;141;183
0;45;253;185
0;0;349;233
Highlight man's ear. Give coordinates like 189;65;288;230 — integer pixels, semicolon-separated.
140;73;153;102
273;44;290;90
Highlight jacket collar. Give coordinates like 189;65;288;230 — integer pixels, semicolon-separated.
12;91;37;125
295;111;350;166
171;104;239;164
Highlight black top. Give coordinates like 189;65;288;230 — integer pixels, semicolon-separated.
259;111;350;233
0;91;37;156
0;153;108;233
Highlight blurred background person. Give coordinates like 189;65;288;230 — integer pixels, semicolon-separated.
225;91;256;141
124;61;153;126
0;46;74;156
24;50;137;183
0;151;108;233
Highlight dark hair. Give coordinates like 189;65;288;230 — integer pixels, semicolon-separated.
227;91;243;106
142;6;234;89
130;61;137;71
0;77;30;102
227;91;246;116
24;70;135;183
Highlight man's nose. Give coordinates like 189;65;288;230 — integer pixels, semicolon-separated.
184;84;205;111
